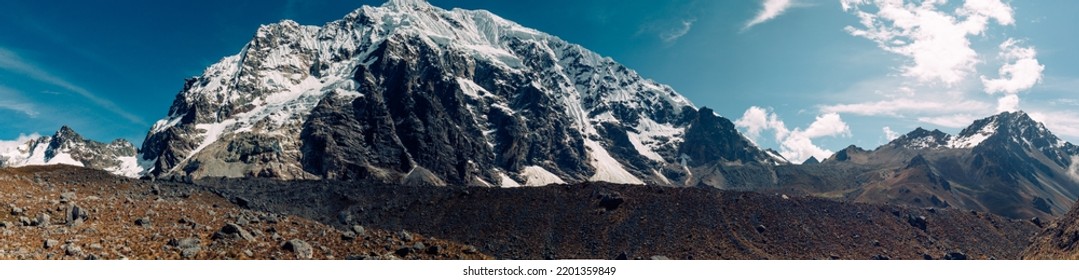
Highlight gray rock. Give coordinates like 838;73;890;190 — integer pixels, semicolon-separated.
62;244;83;257
235;216;250;226
944;251;968;260
399;230;413;242
178;217;197;228
18;216;32;227
650;255;670;260
134;216;152;228
170;237;202;259
212;223;255;241
35;213;50;227
907;214;928;231
44;239;59;249
341;231;357;241
412;242;426;252
282;239;313;259
351;225;366;237
10;206;24;216
65;204;85;226
60;192;76;203
337;211;352;225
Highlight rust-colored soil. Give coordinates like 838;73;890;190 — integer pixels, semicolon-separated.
0;165;489;260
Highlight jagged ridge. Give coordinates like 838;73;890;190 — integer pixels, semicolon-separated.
137;0;780;186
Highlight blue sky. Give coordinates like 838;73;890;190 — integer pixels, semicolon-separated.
0;0;1076;162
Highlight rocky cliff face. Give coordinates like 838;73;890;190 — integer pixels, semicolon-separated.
138;0;781;186
0;126;140;177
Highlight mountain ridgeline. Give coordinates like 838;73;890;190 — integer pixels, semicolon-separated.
693;111;1079;219
3;0;1079;221
136;0;782;186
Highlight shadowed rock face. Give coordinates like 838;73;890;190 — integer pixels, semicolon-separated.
137;1;780;186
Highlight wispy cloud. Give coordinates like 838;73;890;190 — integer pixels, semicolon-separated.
0;85;38;117
744;0;794;30
820;98;992;117
0;47;144;125
656;18;697;43
736;106;851;163
916;114;981;129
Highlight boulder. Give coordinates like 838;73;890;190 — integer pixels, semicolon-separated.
282;239;313;259
212;223;255;242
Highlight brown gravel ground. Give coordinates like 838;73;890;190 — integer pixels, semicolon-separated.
0;165;490;260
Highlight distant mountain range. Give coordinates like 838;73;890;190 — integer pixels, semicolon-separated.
2;0;1077;220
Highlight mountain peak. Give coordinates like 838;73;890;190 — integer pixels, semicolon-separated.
52;125;83;144
889;127;950;149
960;110;1068;151
383;0;434;9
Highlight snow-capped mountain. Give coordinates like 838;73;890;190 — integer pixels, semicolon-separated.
681;111;1079;219
138;0;781;186
841;111;1079;218
0;126;141;177
886;111;1073;152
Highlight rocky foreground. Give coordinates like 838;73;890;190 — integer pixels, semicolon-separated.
0;165;489;260
0;165;1047;260
1023;201;1079;259
203;176;1041;260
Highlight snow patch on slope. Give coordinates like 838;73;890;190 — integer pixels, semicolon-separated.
950;119;997;149
584;138;644;185
497;171;521;188
520;166;566;186
46;152;85;167
626;132;664;162
107;156;143;178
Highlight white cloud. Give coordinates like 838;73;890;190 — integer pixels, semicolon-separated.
0;86;38;117
659;18;697;43
820;98;991;117
996;94;1020;112
916;114;980;128
802;113;851;138
1029;111;1079;141
841;0;1015;85
736;107;850;164
745;0;794;30
734;106;788;141
883;126;900;141
981;39;1045;95
0;47;143;125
